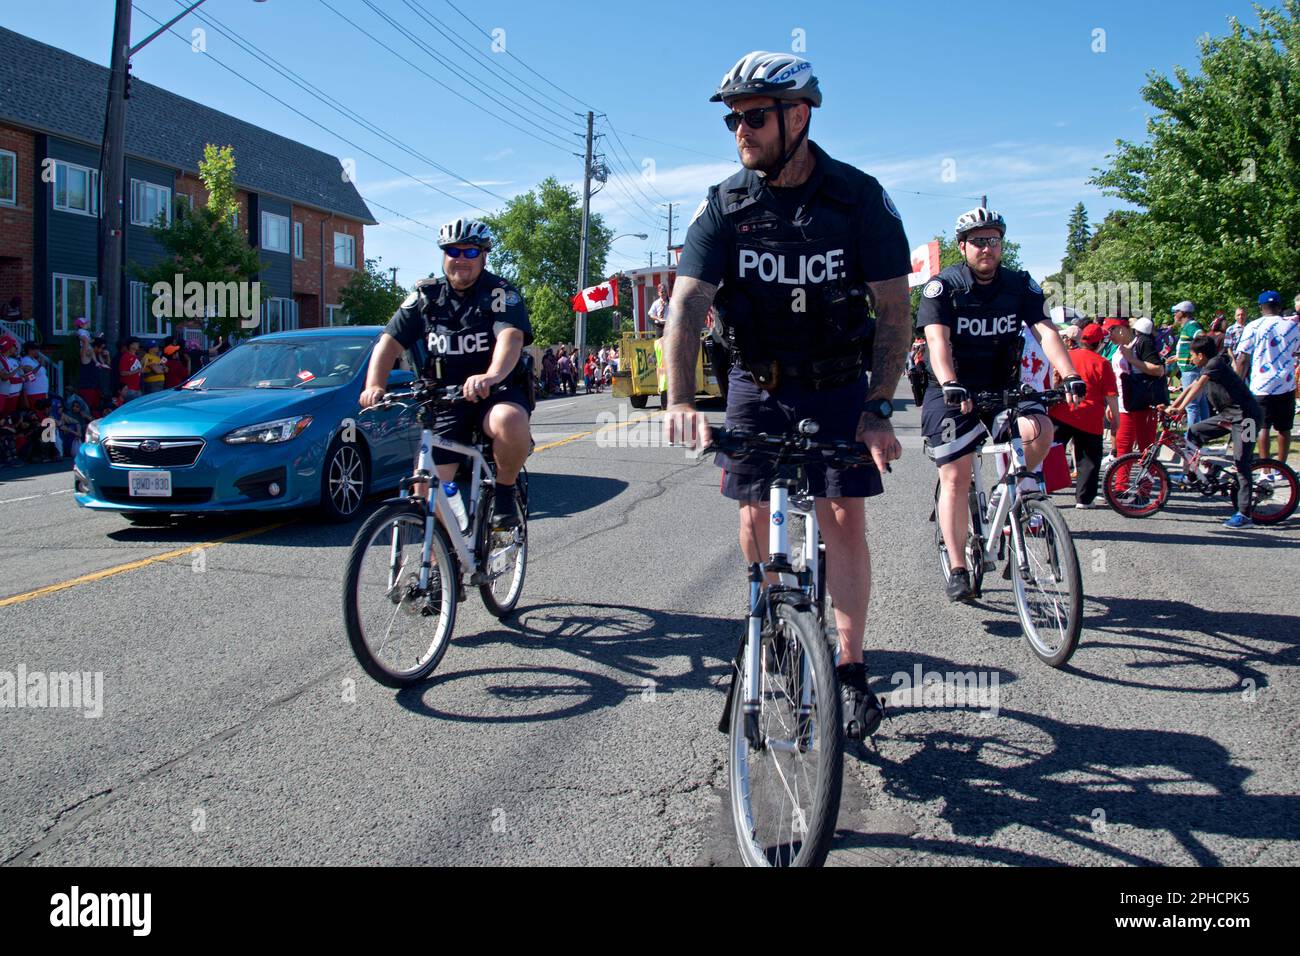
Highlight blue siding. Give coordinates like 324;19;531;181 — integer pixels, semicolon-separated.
124;157;174;277
45;138;99;283
254;194;292;301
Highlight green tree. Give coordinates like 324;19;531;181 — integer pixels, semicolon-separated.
482;177;613;347
908;232;1023;319
1061;202;1091;277
132;145;263;343
339;257;405;326
1088;1;1300;311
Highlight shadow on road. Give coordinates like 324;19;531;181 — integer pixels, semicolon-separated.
524;474;628;520
396;601;734;724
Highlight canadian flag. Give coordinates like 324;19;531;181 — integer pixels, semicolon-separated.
907;240;942;288
572;278;619;313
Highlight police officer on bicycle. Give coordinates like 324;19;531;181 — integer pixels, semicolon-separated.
663;51;914;740
917;207;1084;601
360;218;533;528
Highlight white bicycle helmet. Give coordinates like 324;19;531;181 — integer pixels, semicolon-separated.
710;51;822;107
438;218;493;250
954;207;1006;238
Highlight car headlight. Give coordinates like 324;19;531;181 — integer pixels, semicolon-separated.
222;415;313;445
85;420;100;444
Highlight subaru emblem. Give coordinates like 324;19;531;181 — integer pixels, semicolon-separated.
140;440;161;453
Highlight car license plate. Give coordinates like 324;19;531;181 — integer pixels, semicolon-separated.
128;470;172;497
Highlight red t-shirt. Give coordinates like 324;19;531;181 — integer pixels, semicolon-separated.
1050;347;1117;435
119;352;142;389
163;354;189;387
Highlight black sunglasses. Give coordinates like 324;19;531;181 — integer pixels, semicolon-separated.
963;236;1002;249
723;103;796;132
444;246;483;259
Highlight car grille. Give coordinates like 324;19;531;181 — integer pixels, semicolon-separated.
100;486;213;505
105;437;205;467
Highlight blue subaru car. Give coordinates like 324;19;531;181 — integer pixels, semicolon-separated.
73;327;420;523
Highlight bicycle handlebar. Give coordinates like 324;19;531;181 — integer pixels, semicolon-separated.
362;380;509;413
703;425;872;469
967;386;1067;414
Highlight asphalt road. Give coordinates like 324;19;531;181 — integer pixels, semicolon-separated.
2;384;1298;866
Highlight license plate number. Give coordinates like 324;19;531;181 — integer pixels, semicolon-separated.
128;470;173;497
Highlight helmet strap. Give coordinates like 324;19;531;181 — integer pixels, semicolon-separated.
761;105;808;184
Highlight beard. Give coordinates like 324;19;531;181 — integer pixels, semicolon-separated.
737;138;783;175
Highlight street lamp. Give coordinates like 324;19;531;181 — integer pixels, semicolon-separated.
98;0;267;359
612;233;649;242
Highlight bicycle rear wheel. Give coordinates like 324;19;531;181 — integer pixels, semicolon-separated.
343;501;459;687
477;483;529;617
1242;458;1299;525
1009;497;1082;667
933;482;985;595
729;598;843;867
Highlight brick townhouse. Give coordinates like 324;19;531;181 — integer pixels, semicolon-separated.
0;25;375;372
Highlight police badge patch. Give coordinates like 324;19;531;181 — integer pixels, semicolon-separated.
923;280;944;299
689;198;708;226
882;190;902;220
504;291;521;306
400;289;420;308
1027;277;1043;294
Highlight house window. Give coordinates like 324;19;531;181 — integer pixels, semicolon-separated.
175;192;194;217
130;179;172;227
129;281;169;337
52;274;99;336
261;297;299;335
261;211;290;253
53;160;100;217
293;221;303;259
333;231;355;269
326;305;350;327
230;207;239;230
0;149;15;206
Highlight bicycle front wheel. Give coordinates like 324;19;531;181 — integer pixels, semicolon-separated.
1103;452;1169;518
1009;497;1082;667
343;501;459;687
729;598;843;867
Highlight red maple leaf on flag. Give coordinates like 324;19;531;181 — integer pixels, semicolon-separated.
587;286;609;303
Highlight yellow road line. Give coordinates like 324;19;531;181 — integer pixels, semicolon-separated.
5;410;661;608
0;522;291;608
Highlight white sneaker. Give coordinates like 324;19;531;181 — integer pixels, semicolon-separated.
1100;454;1116;472
1075;502;1092;510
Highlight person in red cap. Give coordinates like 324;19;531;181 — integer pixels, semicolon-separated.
162;342;190;388
1050;323;1119;507
1105;317;1165;468
0;335;23;415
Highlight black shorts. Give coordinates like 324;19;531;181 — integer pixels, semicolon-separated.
432;385;531;466
716;366;882;502
1256;392;1295;434
920;384;1047;467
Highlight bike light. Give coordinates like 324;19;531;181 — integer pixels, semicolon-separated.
222;416;313;445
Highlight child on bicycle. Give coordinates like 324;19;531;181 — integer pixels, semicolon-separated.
1167;333;1263;529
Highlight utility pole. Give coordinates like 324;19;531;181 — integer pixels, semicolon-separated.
99;0;133;361
575;110;594;357
665;203;675;263
981;194;988;208
648;251;654;267
389;266;399;289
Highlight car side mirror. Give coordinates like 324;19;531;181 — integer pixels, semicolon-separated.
387;369;415;388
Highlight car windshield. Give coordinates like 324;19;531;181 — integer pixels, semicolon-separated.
186;336;374;390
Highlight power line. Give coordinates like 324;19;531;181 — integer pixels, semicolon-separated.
602;118;673;205
132;4;494;215
175;0;511;206
400;0;579;130
315;0;577;156
356;0;582;151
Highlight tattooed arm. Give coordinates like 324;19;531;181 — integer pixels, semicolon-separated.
662;275;717;447
856;274;911;470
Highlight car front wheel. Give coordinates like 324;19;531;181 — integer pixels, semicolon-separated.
319;437;369;522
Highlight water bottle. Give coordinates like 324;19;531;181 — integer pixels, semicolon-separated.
442;481;469;534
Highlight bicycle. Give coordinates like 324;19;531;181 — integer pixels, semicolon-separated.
927;386;1083;668
1102;410;1298;523
704;420;873;867
343;380;529;687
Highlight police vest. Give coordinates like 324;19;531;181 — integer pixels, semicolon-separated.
410;275;521;384
710;171;874;379
925;265;1031;389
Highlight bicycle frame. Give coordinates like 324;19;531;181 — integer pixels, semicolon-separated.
971;409;1046;573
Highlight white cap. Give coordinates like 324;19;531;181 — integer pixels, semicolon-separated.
1133;317;1155;335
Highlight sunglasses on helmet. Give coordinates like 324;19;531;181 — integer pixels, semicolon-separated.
444;246;483;259
963;236;1002;249
723;102;796;132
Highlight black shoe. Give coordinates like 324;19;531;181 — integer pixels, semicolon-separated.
946;567;973;602
492;486;520;529
837;663;884;741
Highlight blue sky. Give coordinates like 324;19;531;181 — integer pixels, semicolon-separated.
3;0;1269;285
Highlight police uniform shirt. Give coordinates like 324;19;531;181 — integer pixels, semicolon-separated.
676;141;910;362
915;262;1049;393
384;270;532;383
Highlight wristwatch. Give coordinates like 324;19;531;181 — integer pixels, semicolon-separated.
862;398;894;419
